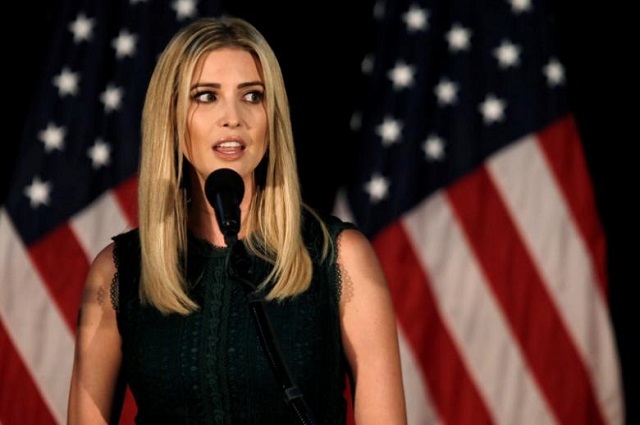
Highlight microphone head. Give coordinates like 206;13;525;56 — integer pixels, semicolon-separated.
204;168;245;241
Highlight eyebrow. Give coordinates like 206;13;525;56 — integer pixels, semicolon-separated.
190;81;265;91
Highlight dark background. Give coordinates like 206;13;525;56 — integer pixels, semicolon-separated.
5;2;636;424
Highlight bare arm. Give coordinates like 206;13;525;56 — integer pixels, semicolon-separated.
67;243;123;425
338;229;407;424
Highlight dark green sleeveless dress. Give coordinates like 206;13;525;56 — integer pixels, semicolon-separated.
111;212;355;424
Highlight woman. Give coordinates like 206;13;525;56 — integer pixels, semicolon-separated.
67;16;406;424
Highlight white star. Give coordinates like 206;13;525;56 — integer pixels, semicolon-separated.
364;173;390;203
446;23;471;52
112;29;137;59
24;176;52;208
68;13;95;43
494;39;521;69
422;134;446;161
38;122;66;152
375;117;403;146
388;61;415;89
53;67;80;97
402;5;428;32
172;0;197;20
543;58;565;86
88;139;112;168
434;78;459;106
479;94;507;125
100;84;124;113
509;0;532;13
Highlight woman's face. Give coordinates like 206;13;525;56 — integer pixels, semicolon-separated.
185;47;268;190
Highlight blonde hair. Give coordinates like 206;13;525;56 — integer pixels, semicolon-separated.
137;16;330;314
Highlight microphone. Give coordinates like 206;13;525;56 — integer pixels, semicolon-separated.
204;168;245;246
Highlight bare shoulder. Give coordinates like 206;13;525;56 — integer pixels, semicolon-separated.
336;228;377;264
336;228;389;305
87;243;116;285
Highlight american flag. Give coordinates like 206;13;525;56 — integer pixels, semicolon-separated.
0;1;223;423
0;1;628;425
333;0;626;424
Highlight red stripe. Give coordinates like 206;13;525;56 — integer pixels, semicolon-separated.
447;167;606;425
27;223;89;332
537;115;608;297
344;375;355;425
113;176;139;227
373;221;493;425
0;322;57;425
117;388;137;424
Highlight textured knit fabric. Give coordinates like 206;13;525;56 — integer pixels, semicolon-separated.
111;211;356;424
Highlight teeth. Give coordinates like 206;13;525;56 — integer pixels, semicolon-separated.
217;141;241;148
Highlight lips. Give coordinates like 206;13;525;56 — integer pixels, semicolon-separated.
213;139;245;155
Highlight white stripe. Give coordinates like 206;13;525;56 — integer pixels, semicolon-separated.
487;135;624;425
0;209;72;424
403;192;557;425
70;190;132;261
397;326;442;425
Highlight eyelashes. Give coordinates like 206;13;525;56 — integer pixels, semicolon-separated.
190;89;265;104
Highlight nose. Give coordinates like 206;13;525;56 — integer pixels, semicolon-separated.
219;99;241;128
223;119;240;128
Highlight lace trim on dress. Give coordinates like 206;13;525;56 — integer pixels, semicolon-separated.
111;244;120;313
334;228;355;308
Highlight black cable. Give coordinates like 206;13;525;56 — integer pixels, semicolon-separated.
226;240;320;425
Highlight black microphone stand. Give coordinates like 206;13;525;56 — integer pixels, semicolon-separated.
224;233;320;425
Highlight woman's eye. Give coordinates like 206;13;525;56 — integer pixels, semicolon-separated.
193;91;215;103
244;90;264;103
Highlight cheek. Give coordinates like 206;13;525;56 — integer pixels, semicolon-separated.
186;113;211;150
251;111;269;147
188;112;205;136
183;118;204;163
